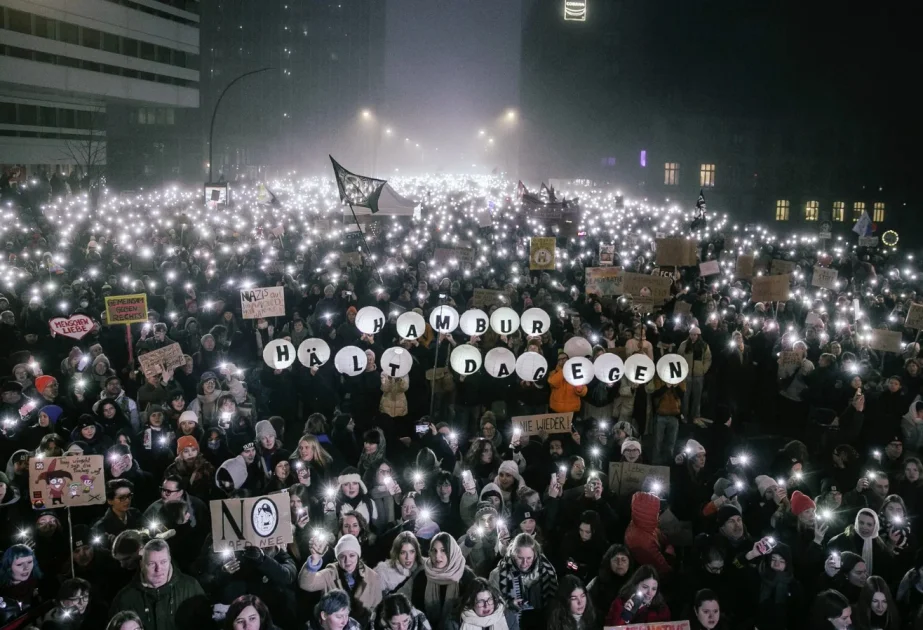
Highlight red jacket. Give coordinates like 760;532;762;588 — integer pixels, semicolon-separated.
624;491;673;577
605;597;673;627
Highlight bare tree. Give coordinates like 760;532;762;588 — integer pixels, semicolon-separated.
61;105;106;211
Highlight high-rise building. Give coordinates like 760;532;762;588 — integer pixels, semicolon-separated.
0;0;199;183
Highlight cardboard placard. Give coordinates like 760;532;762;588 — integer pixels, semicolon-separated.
29;455;106;509
137;342;186;378
905;303;923;330
736;254;755;279
812;266;839;290
49;315;93;340
529;237;557;270
674;301;692;316
769;259;796;276
751;274;791;302
240;287;285;320
599;244;615;266
858;236;879;247
340;252;362;268
210;492;293;552
585;267;623;296
868;329;902;353
780;350;801;367
105;294;149;325
473;288;509;308
511;412;573;437
655;238;697;267
603;622;690;630
607;462;671;497
699;260;720;276
434;248;475;265
622;272;672;304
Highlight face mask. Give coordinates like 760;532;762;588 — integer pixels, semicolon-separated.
80;300;89;308
208;439;220;450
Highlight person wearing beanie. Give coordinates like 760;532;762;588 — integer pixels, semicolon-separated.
335;467;378;525
187;370;225;426
459;502;504;578
20;403;64;451
104;443;157;507
34;375;58;402
135;404;175;481
511;503;540;539
255;419;282;481
620;439;642;464
752;541;805;630
299;532;382;627
548;351;588;413
678;325;712;418
494;459;523;508
745;475;787;538
164;432;214;503
216;455;249;495
337;306;362;346
669;438;711;524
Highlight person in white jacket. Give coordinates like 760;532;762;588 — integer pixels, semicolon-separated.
374;531;423;596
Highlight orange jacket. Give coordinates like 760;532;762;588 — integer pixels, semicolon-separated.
624;491;673;576
547;367;587;413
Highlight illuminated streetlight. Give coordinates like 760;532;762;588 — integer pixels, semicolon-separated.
361;109;372;120
488;137;494;144
478;129;486;137
505;108;517;122
384;127;392;135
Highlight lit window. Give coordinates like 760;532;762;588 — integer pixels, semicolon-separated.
852;202;865;221
640;150;646;167
700;164;716;187
664;162;679;185
775;200;790;221
873;202;885;222
805;200;819;221
832;201;845;222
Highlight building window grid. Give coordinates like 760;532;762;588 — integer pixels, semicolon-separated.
853;202;866;222
873;202;885;223
832;201;845;222
664;162;679;185
700;163;716;187
805;201;819;221
775;200;790;221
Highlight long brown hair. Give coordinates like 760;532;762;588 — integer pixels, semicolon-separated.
855;576;900;630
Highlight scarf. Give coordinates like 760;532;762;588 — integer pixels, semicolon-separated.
460;605;509;630
855;508;880;574
758;565;792;604
495;553;558;613
423;537;467;623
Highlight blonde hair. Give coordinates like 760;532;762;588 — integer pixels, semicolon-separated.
298;433;333;468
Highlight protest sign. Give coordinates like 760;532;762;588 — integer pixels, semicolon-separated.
780;350;801;367
699;260;720;276
511;412;573;437
48;315;93;340
602;622;690;630
340;252;362;268
735;254;755;279
599;243;615;266
240;287;285;319
473;288;509;308
585;267;623;296
529;237;557;270
859;236;879;247
751;274;791;302
674;301;692;316
905;303;923;330
211;492;293;552
434;248;475;265
607;462;671;497
868;329;902;353
622;272;672;304
812;266;839;290
137;342;186;378
104;294;148;325
770;259;796;276
655;238;697;267
29;455;105;509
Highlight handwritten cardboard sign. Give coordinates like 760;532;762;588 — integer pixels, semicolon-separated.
751;274;791;302
699;260;720;276
49;315;93;340
434;248;475;265
472;288;509;308
511;412;573;437
211;492;293;552
607;462;671;497
780;350;801;367
240;287;285;320
622;272;672;304
656;238;697;267
29;455;105;509
905;303;923;330
674;301;692;316
137;342;186;378
339;252;362;268
105;294;149;325
769;259;796;276
736;254;755;279
868;329;902;353
599;244;615;266
586;267;623;296
812;266;839;290
530;237;557;270
603;622;689;630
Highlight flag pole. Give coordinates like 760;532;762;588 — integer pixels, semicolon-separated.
347;202;384;286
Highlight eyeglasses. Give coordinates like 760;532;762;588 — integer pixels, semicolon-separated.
475;598;495;607
113;493;133;502
64;594;89;604
160;487;180;495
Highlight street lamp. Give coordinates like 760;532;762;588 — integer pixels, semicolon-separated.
384;127;393;135
208;67;272;183
478;129;486;137
505;108;517;122
361;109;372;120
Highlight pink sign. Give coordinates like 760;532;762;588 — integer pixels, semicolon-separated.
49;315;94;340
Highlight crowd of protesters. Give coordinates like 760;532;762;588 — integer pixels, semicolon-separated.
0;176;922;630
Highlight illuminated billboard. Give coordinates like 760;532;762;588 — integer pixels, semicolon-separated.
564;0;587;21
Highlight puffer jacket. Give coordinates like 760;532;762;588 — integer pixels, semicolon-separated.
624;491;673;576
109;565;210;630
678;338;712;376
548;367;587;413
379;374;409;417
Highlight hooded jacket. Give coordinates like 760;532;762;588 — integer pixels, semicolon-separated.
901;398;923;454
95;388;140;433
110;564;210;630
460;482;506;527
548;367;587;413
624;491;673;576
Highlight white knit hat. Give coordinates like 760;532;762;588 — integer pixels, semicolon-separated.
255;419;276;441
685;439;706;456
497;459;523;485
179;410;198;425
689;326;702;335
335;534;362;559
620;439;642;454
755;475;778;497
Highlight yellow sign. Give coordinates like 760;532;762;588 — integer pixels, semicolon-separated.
104;293;149;325
529;237;557;270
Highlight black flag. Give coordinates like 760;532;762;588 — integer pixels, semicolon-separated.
696;189;707;213
329;155;387;214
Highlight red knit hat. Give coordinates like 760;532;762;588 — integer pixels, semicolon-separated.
35;375;56;395
790;490;815;516
177;436;199;453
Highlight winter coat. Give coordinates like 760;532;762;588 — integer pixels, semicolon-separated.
548;367;587;413
605;597;672;627
624;492;673;576
164;454;215;502
109;565;210;630
678;338;713;377
298;560;382;627
380;374;410;418
901;398;923;454
373;560;421;597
